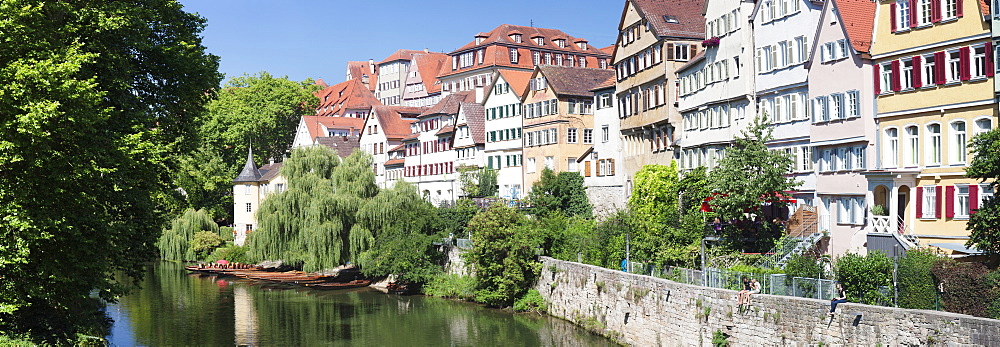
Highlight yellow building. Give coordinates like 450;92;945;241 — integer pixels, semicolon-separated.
866;0;996;255
521;65;615;188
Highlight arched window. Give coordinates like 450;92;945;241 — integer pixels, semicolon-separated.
974;117;993;135
925;123;942;165
950;120;967;164
884;127;899;168
905;125;919;166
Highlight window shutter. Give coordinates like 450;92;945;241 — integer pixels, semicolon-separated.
909;0;918;28
987;42;995;77
690;45;697;59
584;161;591;176
891;60;902;91
934;51;947;84
666;43;675;60
891;2;898;31
959;47;971;81
609;159;616;176
874;64;882;94
931;0;942;22
912;56;923;88
956;0;964;17
945;185;955;218
970;184;979;214
935;185;943;218
916;187;924;217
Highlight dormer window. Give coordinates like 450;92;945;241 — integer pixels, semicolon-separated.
554;39;566;48
510;34;522;43
534;37;544;45
476;37;484;45
577;42;587;50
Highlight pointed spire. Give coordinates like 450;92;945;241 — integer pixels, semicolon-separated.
233;144;262;183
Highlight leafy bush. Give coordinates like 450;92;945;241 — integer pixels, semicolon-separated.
712;329;729;347
512;290;548;313
206;244;249;264
931;258;992;317
422;274;476;301
897;249;941;310
834;252;893;305
986;269;1000;319
784;254;825;297
219;226;234;242
464;203;540;307
190;231;225;260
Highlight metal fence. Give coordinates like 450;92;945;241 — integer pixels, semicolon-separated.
624;263;841;300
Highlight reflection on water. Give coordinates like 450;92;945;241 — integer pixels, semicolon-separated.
107;262;614;346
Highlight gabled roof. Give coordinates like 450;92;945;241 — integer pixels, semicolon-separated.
379;49;426;65
675;50;706;73
458;103;486;144
314;79;329;89
629;0;706;40
371;105;423;140
346;61;378;92
833;0;876;53
315;79;381;116
384;158;406;166
419;91;474;117
497;70;533;98
301;116;364;140
411;52;449;94
314;136;360;158
233;148;262;183
450;24;605;54
590;74;617;91
536;65;616;98
436;125;455;135
258;162;283;182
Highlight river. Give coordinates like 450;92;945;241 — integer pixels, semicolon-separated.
105;262;614;346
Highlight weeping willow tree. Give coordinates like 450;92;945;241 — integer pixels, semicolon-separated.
247;147;380;271
355;181;443;282
157;209;219;260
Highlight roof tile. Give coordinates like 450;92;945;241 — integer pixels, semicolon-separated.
631;0;707;40
834;0;877;53
537;65;616;98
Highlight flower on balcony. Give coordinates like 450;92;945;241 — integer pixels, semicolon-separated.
701;37;720;47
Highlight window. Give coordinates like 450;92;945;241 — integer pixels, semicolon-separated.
602;125;610;143
583;129;594;144
510;48;519;64
885;128;900;168
846;91;860;118
905;126;919;166
918;0;933;24
800;146;814;171
813;96;829;122
567;158;577;172
796;36;808;63
246;203;252;213
922;186;938;218
922;54;936;86
544;156;554;170
830;93;844;119
927;123;942;165
951;121;967;163
947;50;961;83
956;185;970;218
975;117;993;135
535;37;544;45
973;45;987;78
897;0;911;29
901;59;914;89
981;184;996;209
567;128;578;143
244;184;251;195
674;44;690;61
837;197;865;224
880;63;894;92
526;158;536;173
943;0;958;19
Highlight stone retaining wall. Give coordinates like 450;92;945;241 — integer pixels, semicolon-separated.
536;257;1000;346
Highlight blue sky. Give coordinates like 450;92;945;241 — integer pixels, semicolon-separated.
177;0;623;85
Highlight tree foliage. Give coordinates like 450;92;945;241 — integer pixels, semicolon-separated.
966;129;1000;255
157;209;220;261
528;168;592;218
190;232;225;260
0;1;220;340
896;249;941;310
464;203;540;307
931;258;995;317
356;182;444;283
707;114;799;250
833;252;893;305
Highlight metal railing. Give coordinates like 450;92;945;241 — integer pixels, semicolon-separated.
627;263;840;300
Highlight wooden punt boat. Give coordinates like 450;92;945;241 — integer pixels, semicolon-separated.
303;279;371;290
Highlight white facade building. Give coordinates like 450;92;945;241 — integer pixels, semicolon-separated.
584;83;626;215
482;70;530;200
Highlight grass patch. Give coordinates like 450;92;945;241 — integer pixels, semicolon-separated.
422;273;476;300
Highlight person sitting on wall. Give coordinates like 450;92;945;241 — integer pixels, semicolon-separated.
737;277;751;308
829;283;848;316
747;278;761;306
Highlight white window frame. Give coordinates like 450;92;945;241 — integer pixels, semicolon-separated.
950;120;967;164
926;123;942;166
922;185;937;219
955;184;971;218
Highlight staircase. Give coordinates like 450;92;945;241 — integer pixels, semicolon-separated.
755;206;825;269
785;205;818;238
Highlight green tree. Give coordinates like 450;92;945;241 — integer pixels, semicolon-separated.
464;203;540;307
966;129;1000;256
356;182;444;283
834;252;893;305
157;209;220;261
707;114;799;250
528;168;592;217
0;1;220;341
897;249;941;310
783;254;824;297
190;231;225;260
433;199;480;238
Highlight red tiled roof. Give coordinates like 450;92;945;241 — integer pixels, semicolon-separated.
384;158;406;166
302;116;365;141
379;49;426;65
346;61;378;92
371;105;423;140
419;91;474;117
598;45;615;55
497;70;533;98
630;0;707;40
459;103;486;145
411;52;449;94
537;65;616;98
389;144;406;152
439;24;612;79
314;136;360;158
314;79;329;88
591;74;617;91
834;0;877;53
978;0;990;17
436;125;455;135
314;79;381;116
402;134;419;142
675;50;706;73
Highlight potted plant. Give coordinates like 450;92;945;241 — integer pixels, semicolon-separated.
701;37;720;47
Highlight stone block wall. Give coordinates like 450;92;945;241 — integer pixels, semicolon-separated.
536;257;1000;346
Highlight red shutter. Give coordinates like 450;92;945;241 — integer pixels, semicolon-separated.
891;2;898;31
970;184;980;214
945;185;955;218
909;0;919;28
913;56;923;88
934;51;947;84
935;186;943;219
987;42;995;77
874;64;882;94
932;0;942;22
891;60;902;91
956;0;964;17
916;187;924;217
960;47;971;81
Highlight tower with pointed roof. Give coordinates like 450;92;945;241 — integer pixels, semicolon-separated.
232;146;286;246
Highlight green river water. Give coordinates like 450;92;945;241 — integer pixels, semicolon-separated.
105;262;614;346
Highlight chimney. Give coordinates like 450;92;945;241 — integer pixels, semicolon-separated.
474;86;484;104
369;59;375;75
424;48;429;53
361;74;370;89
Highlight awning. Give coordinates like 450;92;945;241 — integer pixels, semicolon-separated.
929;243;983;254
